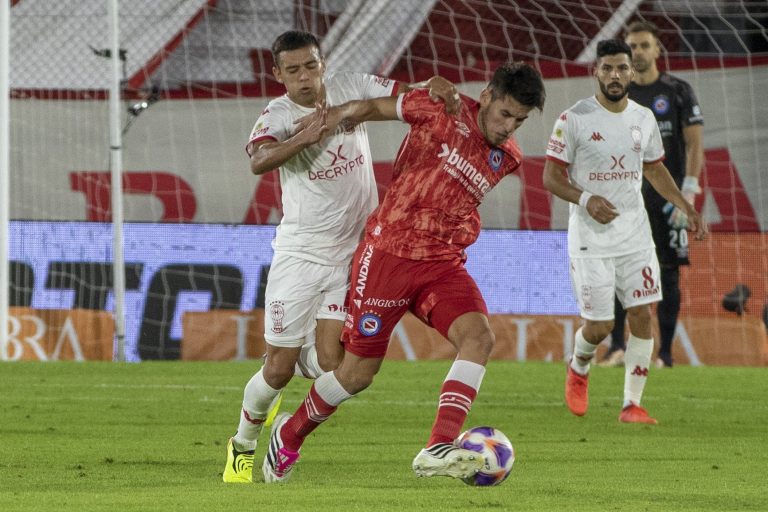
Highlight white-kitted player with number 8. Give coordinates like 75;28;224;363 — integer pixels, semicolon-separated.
543;39;707;425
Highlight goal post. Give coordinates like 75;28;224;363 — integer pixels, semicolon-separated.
0;0;10;358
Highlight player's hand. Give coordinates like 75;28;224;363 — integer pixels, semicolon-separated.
585;195;619;224
292;101;330;145
683;202;708;240
425;76;461;115
665;190;696;229
662;190;696;229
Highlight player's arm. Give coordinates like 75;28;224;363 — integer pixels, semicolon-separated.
667;123;704;228
334;96;399;124
682;123;704;193
644;160;707;240
329;76;459;127
543;159;618;224
248;105;329;175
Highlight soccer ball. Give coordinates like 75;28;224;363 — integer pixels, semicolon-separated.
455;426;515;486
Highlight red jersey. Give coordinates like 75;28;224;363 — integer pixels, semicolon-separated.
366;89;523;260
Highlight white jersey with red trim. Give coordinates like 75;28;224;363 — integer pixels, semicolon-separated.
546;96;664;258
246;72;396;265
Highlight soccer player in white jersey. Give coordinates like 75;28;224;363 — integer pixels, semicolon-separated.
543;39;707;425
222;30;459;483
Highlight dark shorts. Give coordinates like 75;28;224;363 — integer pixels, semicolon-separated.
341;242;488;358
647;205;690;267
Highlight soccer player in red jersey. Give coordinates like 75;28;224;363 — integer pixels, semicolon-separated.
261;63;546;483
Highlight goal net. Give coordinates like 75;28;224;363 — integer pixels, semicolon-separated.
6;0;768;363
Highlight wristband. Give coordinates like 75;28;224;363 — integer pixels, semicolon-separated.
578;191;593;208
681;176;701;194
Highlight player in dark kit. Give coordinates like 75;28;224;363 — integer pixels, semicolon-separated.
602;21;704;368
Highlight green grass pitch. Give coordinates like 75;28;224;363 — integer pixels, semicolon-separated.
1;360;766;511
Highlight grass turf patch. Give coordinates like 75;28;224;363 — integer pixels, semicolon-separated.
0;360;766;511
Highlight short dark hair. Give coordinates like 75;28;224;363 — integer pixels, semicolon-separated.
625;20;660;40
488;62;546;111
596;39;633;62
271;30;322;66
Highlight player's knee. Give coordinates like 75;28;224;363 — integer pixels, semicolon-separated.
626;305;652;327
449;313;495;357
476;327;496;358
461;325;496;359
262;357;295;389
316;343;344;372
337;368;376;395
583;320;613;342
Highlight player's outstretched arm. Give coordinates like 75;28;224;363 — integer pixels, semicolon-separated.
543;159;618;224
248;103;329;175
644;160;708;240
326;96;400;129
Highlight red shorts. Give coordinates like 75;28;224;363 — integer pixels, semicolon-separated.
341;241;488;358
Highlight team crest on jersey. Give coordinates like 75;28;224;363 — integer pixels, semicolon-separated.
630;125;642;152
488;148;504;172
358;312;382;337
652;95;670;115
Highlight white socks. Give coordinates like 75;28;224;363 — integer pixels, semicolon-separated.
570;327;598;375
315;371;354;406
445;359;486;389
233;370;280;450
623;334;654;408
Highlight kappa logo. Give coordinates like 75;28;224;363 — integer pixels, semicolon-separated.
326;144;348;166
590;132;605;141
630;365;649;377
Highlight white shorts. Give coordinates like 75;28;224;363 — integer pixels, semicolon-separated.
264;253;349;347
569;248;662;321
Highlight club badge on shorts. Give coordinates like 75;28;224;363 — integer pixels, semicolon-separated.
269;300;285;334
358;312;382;337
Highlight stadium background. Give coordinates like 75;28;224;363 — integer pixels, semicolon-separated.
4;0;767;364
